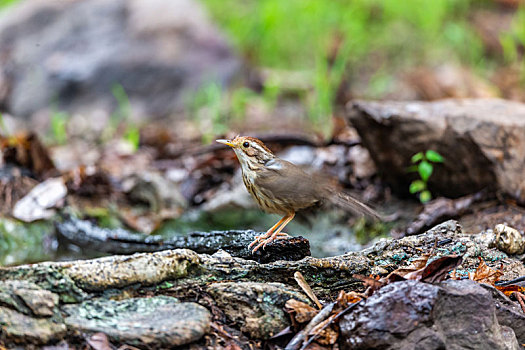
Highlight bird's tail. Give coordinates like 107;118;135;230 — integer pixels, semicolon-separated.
328;191;381;221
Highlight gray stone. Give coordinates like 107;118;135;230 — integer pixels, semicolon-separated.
0;0;240;119
480;283;525;344
348;99;525;203
207;281;311;339
340;280;519;350
0;280;59;316
0;306;67;344
63;296;210;347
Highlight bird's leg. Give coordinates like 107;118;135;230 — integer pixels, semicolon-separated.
252;212;295;253
248;214;290;248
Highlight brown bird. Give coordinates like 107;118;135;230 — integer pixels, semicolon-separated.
216;136;379;253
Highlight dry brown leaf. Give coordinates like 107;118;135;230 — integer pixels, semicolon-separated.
468;257;503;285
496;285;525;297
224;341;243;350
420;255;463;283
86;332;113;350
387;255;462;284
408;252;432;270
12;177;67;222
117;345;142;350
353;274;385;295
308;315;338;345
336;290;362;308
285;299;318;323
1;132;57;179
294;271;322;309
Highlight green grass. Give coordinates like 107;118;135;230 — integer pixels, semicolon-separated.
0;0;19;10
202;0;490;136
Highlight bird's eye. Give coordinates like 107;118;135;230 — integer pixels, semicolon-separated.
243;141;250;148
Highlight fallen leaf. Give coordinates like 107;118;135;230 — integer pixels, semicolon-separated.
420;255;463;283
294;271;322;309
308;316;338;345
12;177;67;222
224;341;243;350
469;257;503;285
388;255;462;283
336;290;362;307
1;132;57;179
285;299;318;323
496;285;525;297
86;332;113;350
353;274;385;295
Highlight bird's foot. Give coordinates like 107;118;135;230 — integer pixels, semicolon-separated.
250;232;290;253
248;232;288;248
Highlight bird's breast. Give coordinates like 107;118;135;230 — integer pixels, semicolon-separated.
241;169;285;214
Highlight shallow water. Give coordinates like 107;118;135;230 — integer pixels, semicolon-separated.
0;206;396;266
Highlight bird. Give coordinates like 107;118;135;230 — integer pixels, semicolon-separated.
216;136;379;253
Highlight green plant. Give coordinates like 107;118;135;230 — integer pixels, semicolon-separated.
202;0;485;136
0;0;19;10
49;110;69;145
105;84;140;151
408;150;444;203
500;6;525;83
188;81;228;143
0;112;9;136
230;87;258;120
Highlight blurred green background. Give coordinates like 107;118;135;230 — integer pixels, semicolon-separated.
201;0;525;137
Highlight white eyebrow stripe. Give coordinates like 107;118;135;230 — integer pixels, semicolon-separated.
250;143;265;152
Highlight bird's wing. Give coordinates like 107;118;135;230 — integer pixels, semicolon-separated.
255;158;322;210
260;158;380;219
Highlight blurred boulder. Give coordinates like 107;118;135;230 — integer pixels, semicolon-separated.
340;280;519;350
0;0;240;119
348;99;525;203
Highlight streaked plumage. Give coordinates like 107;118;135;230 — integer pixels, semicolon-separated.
217;135;379;253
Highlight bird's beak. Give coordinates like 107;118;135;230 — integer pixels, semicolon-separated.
216;139;235;147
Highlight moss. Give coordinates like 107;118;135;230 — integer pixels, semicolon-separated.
0;265;86;303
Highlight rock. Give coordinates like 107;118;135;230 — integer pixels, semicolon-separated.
63;296;210;347
480;283;525;344
0;280;65;345
0;306;67;345
0;0;240;119
64;249;201;291
0;280;59;317
348;99;525;203
340;280;519;350
56;217;311;263
207;282;311;339
494;224;525;255
1;221;525;347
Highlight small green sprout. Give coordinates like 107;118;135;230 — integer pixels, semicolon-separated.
408;150;444;203
50;110;69;145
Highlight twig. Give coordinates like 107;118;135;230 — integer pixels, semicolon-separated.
299;301;362;350
512;292;525;313
294;271;322;309
284;302;335;350
495;275;525;286
210;322;236;340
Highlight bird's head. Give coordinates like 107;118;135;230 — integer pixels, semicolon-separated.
216;136;275;170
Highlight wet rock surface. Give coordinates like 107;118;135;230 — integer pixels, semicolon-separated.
207;282;311;339
56;217;311;263
0;0;240;119
340;279;519;350
0;306;67;345
348;98;525;203
0;220;524;347
63;296;210;347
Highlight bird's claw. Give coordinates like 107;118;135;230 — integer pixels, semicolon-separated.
250;232;290;254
